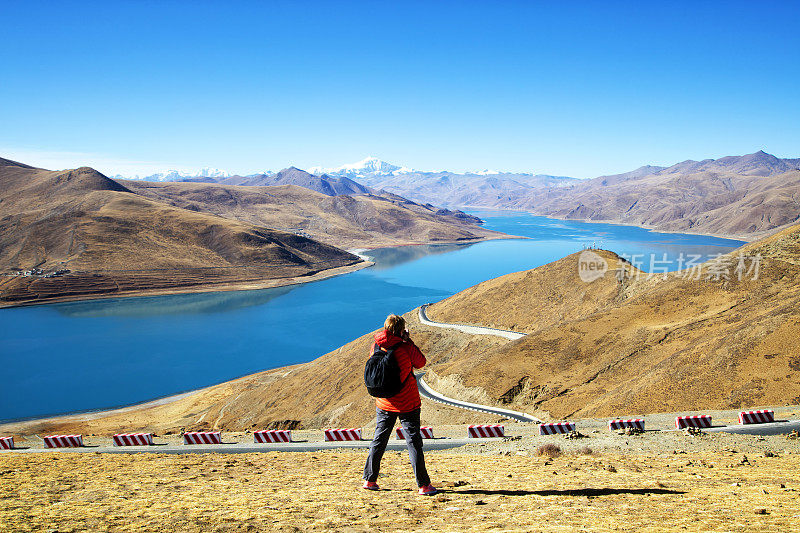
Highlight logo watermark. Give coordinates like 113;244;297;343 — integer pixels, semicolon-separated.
578;250;608;282
577;251;762;283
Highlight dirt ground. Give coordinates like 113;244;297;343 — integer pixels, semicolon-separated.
3;428;800;532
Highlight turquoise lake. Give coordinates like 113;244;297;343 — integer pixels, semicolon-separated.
0;212;746;421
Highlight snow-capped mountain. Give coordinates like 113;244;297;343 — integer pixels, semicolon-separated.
247;170;276;178
110;157;562;183
310;157;560;180
308;157;415;178
111;168;231;182
302;158;580;208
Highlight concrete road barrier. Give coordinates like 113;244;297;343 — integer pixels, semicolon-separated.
183;431;222;445
675;415;712;429
608;419;644;431
324;428;362;441
254;430;292;443
44;435;83;448
113;433;154;446
468;424;505;438
5;438;492;455
396;427;433;439
539;422;576;435
739;410;775;424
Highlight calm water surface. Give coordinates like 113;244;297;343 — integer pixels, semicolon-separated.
0;213;745;420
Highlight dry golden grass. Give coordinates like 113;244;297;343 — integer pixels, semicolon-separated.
2;449;799;532
426;249;633;334
425;226;800;419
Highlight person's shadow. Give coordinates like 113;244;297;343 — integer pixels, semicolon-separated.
444;487;684;497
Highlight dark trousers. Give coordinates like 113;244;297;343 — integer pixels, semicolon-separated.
363;407;431;487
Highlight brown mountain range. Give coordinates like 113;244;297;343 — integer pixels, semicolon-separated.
516;152;800;240
0;160;335;305
361;151;800;240
218;166;372;196
7;221;798;437
122;179;500;250
0;157;503;306
0;158;357;272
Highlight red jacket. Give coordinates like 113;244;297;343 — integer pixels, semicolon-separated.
371;329;427;413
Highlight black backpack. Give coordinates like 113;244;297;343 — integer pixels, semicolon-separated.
364;341;412;398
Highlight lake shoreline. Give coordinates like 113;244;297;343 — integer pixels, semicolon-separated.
1;214;749;423
0;260;373;310
459;206;757;243
0;235;515;310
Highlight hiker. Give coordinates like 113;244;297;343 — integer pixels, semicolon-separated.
363;314;438;496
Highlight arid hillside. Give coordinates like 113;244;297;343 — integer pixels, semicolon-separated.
0;155;505;306
426;224;800;419
519;168;800;240
0;157;362;305
6;223;799;437
122;179;502;250
0;310;502;436
509;152;800;240
362;151;800;240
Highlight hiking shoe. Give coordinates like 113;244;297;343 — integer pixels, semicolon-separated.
362;480;380;491
418;484;439;496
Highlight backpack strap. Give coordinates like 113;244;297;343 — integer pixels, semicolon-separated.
374;341;415;383
373;341;403;355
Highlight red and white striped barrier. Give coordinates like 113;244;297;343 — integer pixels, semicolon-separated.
739;410;775;425
43;435;83;448
396;427;434;439
324;428;362;441
183;431;222;445
608;419;645;431
539;422;576;435
113;433;154;446
0;437;14;450
675;415;712;429
468;425;505;438
254;429;292;443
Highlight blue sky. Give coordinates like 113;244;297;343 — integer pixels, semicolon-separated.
1;1;798;178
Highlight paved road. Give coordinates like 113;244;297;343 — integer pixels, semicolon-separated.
416;304;539;422
417;373;540;423
418;304;526;340
2;438;495;455
416;305;800;436
706;420;800;436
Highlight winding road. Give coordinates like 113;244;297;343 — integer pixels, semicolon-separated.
416;305;800;435
418;304;526;340
416;304;540;423
9;306;795;457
